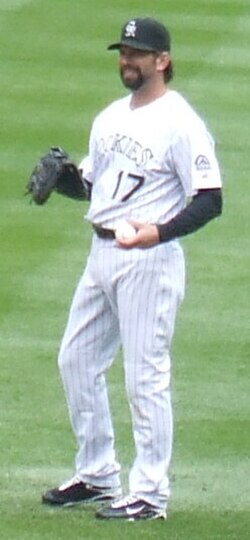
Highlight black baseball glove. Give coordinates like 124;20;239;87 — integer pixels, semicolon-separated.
26;146;91;205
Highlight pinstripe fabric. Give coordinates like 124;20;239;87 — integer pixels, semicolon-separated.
58;235;185;508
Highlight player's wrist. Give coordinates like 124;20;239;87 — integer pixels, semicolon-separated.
157;222;176;243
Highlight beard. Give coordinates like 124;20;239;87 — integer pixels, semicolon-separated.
120;66;144;91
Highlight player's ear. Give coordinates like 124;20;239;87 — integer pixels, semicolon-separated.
156;52;170;73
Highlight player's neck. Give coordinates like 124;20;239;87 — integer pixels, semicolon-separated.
130;82;169;110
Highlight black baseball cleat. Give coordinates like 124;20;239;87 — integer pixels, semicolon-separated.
95;494;167;521
42;477;121;507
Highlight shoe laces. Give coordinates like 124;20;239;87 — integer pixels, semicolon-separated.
59;476;82;491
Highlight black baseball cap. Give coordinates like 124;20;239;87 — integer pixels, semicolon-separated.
108;17;171;53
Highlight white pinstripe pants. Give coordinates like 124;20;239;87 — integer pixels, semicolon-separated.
58;234;185;509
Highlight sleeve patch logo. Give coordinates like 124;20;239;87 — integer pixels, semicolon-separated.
195;154;211;171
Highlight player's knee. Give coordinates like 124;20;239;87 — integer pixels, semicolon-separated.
125;356;171;403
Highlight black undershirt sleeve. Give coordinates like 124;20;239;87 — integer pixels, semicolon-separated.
157;188;223;243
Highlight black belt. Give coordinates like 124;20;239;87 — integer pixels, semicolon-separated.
93;225;116;239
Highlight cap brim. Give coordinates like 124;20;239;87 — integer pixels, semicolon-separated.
107;39;156;52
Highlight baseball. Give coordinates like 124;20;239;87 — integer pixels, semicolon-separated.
115;221;137;241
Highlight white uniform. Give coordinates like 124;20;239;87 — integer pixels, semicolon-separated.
58;90;221;511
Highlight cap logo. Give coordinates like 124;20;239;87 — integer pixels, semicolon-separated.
124;20;136;38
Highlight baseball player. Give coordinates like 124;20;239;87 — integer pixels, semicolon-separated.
42;17;222;520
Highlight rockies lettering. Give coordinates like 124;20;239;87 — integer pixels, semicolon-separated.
97;133;154;167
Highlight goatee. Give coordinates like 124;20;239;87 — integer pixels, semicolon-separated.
120;67;144;91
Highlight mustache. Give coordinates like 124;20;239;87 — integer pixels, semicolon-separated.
120;66;141;76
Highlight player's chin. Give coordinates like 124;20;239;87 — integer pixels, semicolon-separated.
120;70;143;90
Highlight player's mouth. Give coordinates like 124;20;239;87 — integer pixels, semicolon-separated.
121;67;138;78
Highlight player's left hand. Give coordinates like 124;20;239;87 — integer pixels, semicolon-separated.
117;221;160;248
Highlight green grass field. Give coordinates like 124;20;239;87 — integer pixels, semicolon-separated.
1;0;249;538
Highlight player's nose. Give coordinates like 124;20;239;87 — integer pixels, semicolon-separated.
119;51;131;67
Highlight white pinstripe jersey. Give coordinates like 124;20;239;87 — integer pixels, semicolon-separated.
80;90;222;229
